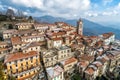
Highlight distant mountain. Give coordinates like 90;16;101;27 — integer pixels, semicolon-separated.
107;24;120;30
34;15;66;23
34;15;120;39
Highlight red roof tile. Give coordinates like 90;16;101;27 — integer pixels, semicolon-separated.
85;67;95;75
52;37;63;41
11;37;22;45
4;51;38;63
62;57;78;65
79;54;94;62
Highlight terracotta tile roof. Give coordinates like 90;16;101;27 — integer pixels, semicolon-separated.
71;44;84;49
63;28;73;31
0;41;8;45
78;61;89;68
85;67;95;75
92;61;103;67
102;32;114;39
61;57;78;65
4;51;38;63
55;22;66;26
21;34;45;40
100;57;108;63
0;48;8;52
89;36;99;40
95;40;103;47
62;23;71;27
52;31;66;36
86;39;92;44
79;54;94;62
52;37;63;41
11;37;22;45
46;31;66;37
76;39;84;43
31;31;40;35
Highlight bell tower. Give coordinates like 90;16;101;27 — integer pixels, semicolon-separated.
77;19;83;35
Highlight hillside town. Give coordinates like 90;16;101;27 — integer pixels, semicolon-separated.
0;15;120;80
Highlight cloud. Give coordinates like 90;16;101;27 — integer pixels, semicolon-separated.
1;0;120;23
11;0;90;10
11;0;91;18
11;0;42;8
8;6;17;13
0;5;4;10
115;2;120;10
0;1;5;10
23;12;28;15
85;12;98;17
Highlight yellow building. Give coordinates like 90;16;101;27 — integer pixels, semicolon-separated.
4;51;41;80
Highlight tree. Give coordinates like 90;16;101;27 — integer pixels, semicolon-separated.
0;62;15;80
0;62;6;80
28;16;33;20
0;15;7;21
28;16;34;23
8;75;16;80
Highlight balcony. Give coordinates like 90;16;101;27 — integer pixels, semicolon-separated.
12;66;40;76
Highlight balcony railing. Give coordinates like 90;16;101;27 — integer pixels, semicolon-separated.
12;66;40;76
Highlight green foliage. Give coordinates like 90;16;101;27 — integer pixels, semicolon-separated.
0;15;7;21
8;75;16;80
0;62;16;80
71;74;82;80
0;62;6;80
28;16;33;20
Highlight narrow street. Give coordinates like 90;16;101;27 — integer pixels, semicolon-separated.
40;52;48;80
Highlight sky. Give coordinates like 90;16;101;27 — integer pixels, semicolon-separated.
0;0;120;24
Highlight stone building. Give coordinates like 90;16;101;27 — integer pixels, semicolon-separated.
46;65;64;80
